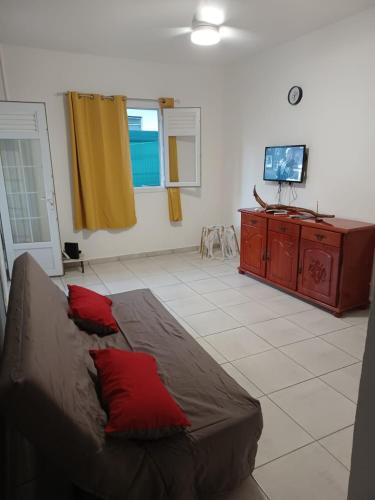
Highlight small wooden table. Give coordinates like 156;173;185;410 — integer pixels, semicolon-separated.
62;257;86;274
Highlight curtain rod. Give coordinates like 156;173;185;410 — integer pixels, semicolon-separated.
59;92;180;103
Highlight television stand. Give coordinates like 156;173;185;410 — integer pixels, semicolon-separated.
238;208;375;316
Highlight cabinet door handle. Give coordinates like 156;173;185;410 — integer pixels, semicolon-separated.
262;250;268;261
251;219;258;225
279;226;287;233
315;233;325;241
298;264;303;274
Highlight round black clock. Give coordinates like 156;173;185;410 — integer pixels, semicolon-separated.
288;86;303;105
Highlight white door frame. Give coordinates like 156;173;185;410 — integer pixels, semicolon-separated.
0;101;63;276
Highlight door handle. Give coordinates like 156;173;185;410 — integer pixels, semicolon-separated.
41;196;55;208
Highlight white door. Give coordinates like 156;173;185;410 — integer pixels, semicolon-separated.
0;101;62;276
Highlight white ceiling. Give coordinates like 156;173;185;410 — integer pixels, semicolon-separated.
0;0;374;65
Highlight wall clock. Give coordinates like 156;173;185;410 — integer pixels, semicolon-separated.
288;86;303;105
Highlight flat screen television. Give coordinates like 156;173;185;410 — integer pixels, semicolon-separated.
263;145;307;183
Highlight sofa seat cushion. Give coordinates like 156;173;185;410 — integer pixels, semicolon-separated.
90;348;191;439
68;284;118;335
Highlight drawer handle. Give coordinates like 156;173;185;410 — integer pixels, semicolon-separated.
315;233;326;241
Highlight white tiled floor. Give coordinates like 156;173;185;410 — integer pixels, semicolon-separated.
58;251;369;500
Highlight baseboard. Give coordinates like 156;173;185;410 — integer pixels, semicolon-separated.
86;246;199;265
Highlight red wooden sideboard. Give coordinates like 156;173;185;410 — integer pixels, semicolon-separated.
239;209;375;316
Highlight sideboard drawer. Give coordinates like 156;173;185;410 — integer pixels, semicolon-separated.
301;227;341;247
269;219;300;237
242;213;267;228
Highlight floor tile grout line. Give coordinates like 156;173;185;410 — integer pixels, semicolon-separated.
263;365;360;405
254;440;315;470
255;437;351;475
212;301;364;361
251;476;271;500
314;439;352;472
318;429;354;471
195;323;240;339
260;392;355;462
316;422;354;442
265;388;356;459
196;337;231;363
274;341;360;379
216;298;358;334
227;362;265;396
318;331;364;360
263;394;320;442
161;308;232;363
202;336;360;384
244;324;359;350
317;366;361;404
181;276;232;293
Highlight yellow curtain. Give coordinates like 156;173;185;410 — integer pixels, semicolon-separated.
159;97;183;222
67;92;137;230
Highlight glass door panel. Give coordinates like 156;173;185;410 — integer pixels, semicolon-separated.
0;139;51;245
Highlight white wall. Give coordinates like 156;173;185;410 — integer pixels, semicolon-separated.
2;8;375;263
1;45;225;260
223;8;375;228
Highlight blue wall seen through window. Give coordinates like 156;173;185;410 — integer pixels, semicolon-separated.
128;109;160;188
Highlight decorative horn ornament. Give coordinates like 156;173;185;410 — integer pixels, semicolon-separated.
253;186;335;219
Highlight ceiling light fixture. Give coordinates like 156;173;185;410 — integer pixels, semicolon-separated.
191;22;221;46
197;6;225;25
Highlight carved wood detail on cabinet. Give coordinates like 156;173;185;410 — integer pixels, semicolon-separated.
239;209;375;315
298;240;340;306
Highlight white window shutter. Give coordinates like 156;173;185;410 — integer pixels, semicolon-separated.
0;102;46;139
0;112;39;132
163;107;201;188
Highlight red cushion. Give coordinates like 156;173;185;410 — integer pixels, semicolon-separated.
68;285;118;335
89;348;191;439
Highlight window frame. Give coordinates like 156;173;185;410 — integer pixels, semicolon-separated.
127;99;165;192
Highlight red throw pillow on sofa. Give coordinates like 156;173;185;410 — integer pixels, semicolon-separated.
68;285;118;335
89;348;191;439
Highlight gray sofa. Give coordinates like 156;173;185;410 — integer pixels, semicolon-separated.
0;253;262;500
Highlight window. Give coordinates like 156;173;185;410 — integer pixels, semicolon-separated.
127;104;201;189
127;108;162;188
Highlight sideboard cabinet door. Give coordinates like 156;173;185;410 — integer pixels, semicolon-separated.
240;223;267;277
266;230;299;290
298;239;340;306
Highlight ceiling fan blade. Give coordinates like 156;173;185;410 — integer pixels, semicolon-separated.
163;27;191;38
219;25;257;43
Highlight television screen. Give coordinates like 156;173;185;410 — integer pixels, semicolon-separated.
264;145;306;183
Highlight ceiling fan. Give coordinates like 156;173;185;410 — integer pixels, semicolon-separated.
191;5;225;45
168;4;254;47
